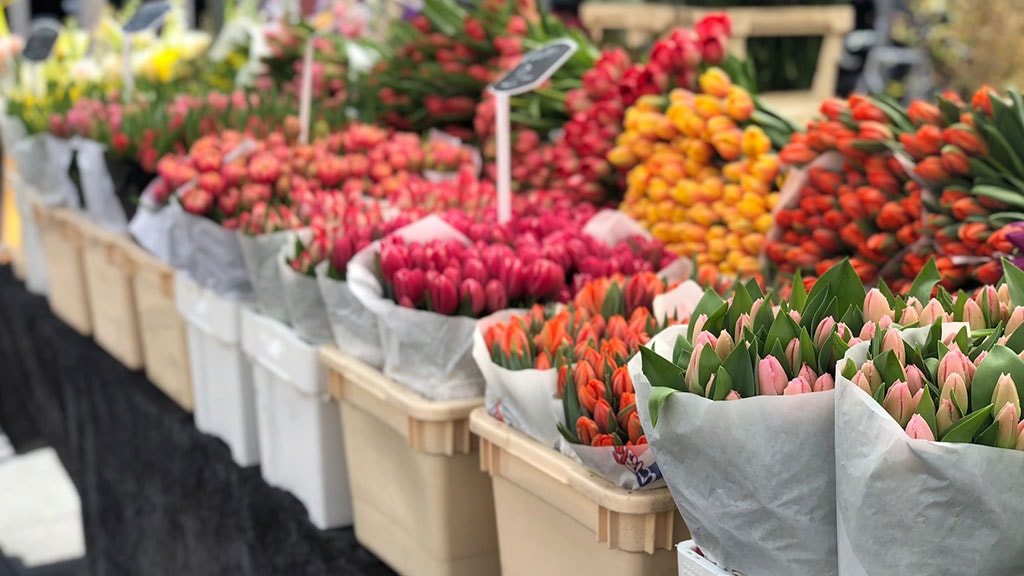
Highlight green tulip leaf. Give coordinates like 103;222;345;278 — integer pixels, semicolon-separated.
647;386;678;428
842;304;865;336
841;358;857;380
800;328;818;373
790;270;808;312
973;344;1024;411
744;278;765;300
954;326;970;354
753;298;776;338
976;322;1005;357
809;259;866;321
874;350;906;387
1005;324;1024;355
937;95;963;124
916;385;938;439
727;283;754;330
687;289;726;340
601;282;625;319
953;291;967;322
924;357;940;384
936;286;955;313
696;344;723;393
711;366;733;401
562;363;585;437
1001;258;1024;308
975;418;1002;447
672;334;691;367
877;279;897;307
723;341;755;399
640;346;686;392
907;259;941;303
765;309;800;355
557;421;579;444
800;284;831;333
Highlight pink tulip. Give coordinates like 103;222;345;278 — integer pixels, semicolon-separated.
526;258;566;300
919;299;947;325
963;299;986;330
940;372;969;413
714;332;735;360
899;305;920;326
936;398;960;436
938;348;975;389
905;414;935;441
484;279;508;313
881;328;905;364
462;258;489;285
758;356;788;396
813;317;835;349
798;364;817;387
734;313;751;337
905;365;925;396
863;288;894;323
379;242;408;282
859;322;876;341
861;361;883;395
813;374;835;392
428;274;459;315
393;268;426;308
991;373;1020;417
1007;306;1024;336
852;372;873;395
995;402;1019;448
976;285;1002;324
783;377;812;396
882;381;922;427
460;278;486;316
785;339;802;375
724;390;741;401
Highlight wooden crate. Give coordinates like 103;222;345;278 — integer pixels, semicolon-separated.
81;221;144;369
34;203;92;335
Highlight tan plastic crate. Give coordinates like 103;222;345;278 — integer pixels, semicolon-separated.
470;408;688;576
33;201;92;335
80;220;144;369
121;240;194;412
319;347;500;576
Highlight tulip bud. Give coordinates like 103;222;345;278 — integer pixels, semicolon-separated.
758;356;788;396
484;279;508;313
813;374;835;392
978;286;1003;323
900;306;919;326
627;412;644;444
612;365;634;398
785;339;802;374
861;361;884;395
703;373;717;399
995;402;1019;448
579;379;606;414
883;381;923;427
715;332;735;360
905;413;936;441
379;242;408;282
460;278;486;316
692;314;709;336
1007;306;1024;337
938;348;975;389
963;299;986;330
919;299;948;325
998;284;1012;308
429;274;460;315
724;390;741;401
686;340;705;395
864;288;894;323
799;364;817;387
852;372;873;395
991;373;1021;418
936;398;960;436
859;322;877;341
905;365;925;396
814;317;835;349
576;416;599;445
881;329;906;364
940;372;969;413
784;377;812;396
594;398;615;433
836;322;854;341
734;313;751;337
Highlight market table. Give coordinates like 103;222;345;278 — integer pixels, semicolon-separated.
0;265;395;576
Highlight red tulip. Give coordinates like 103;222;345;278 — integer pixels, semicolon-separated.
460;278;486;316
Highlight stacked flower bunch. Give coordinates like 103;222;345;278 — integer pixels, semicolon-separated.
768;95;926;290
898;87;1024;289
373;209;676;317
611;67;792;279
361;0;538;136
260;23;349;113
547;15;734;203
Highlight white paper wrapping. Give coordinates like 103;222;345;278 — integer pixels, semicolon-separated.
128;187;195;270
473;308;560;446
568;442;665;491
238;231;291;323
74;137;129;232
582;208;653;243
834;341;1024;576
315;260;384;368
10;170;49;294
631;325;838;576
277;231;333;344
347;215;483;401
183;212;254;299
10;134;79;207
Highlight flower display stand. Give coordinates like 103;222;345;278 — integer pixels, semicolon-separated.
80;221;144;370
241;308;353;530
34;202;92;335
470;408;688;576
175;271;259;466
677;541;733;576
319;346;499;576
120;237;193;412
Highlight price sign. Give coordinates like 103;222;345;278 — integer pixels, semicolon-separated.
123;1;171;33
491;39;578;97
22;19;60;62
489;38;577;224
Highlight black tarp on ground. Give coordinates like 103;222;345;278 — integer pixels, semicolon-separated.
0;266;395;576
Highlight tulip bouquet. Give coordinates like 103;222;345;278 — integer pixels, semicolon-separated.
472;272;702;488
633;259;881;576
612;67;793;279
766;95;928;291
259;23;350;114
833;260;1024;576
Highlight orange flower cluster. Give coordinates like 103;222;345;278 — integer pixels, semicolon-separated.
483;273;678;447
609;68;780;279
768;96;925;290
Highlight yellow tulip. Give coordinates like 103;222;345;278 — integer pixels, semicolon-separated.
724;87;755;122
755;213;774;233
741;126;772;158
693;94;724;119
699;67;733;99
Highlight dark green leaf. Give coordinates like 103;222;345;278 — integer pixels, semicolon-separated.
687;289;726;340
765;309;800;354
639;347;686;391
647;386;678;428
907;259;942;303
696;345;723;394
916;385;938;439
942;406;994;443
973;345;1024;411
723;341;756;398
711;366;733;401
790;270;808;312
1001;258;1024;307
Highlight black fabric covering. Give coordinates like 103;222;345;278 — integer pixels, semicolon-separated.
0;266;396;576
103;154;155;222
